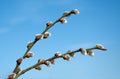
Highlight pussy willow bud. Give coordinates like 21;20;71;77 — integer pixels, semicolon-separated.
71;9;79;14
25;52;34;58
63;11;70;16
15;67;21;74
46;21;53;28
79;48;87;55
38;59;45;64
8;73;16;79
35;65;42;70
55;52;61;57
87;49;94;56
49;59;55;64
62;55;70;61
43;32;51;39
16;57;23;65
69;53;75;57
27;41;34;49
44;61;50;66
67;50;75;57
59;18;67;24
95;44;107;50
35;34;43;41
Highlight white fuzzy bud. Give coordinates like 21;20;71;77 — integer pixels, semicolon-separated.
79;48;87;55
35;66;42;70
27;41;34;49
8;73;16;79
55;51;61;57
38;59;45;64
59;18;67;24
87;49;94;56
43;32;51;39
25;51;34;58
44;61;51;66
35;34;43;41
46;21;53;27
71;9;80;14
95;44;107;50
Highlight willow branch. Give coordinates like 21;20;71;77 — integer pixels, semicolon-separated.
11;9;78;78
14;45;107;79
14;49;80;79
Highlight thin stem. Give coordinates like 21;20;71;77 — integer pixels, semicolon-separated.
14;49;80;79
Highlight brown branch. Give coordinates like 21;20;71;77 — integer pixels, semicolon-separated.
14;49;80;79
14;45;107;79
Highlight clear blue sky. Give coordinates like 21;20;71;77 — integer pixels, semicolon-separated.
0;0;120;79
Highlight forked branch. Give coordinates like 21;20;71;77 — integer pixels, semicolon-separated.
8;9;107;79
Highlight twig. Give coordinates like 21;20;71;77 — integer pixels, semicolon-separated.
14;49;80;79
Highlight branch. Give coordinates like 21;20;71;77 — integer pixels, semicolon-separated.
8;9;80;79
7;9;107;79
12;9;79;73
14;44;107;79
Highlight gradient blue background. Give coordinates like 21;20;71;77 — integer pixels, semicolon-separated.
0;0;120;79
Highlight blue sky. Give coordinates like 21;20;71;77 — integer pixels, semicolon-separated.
0;0;120;79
